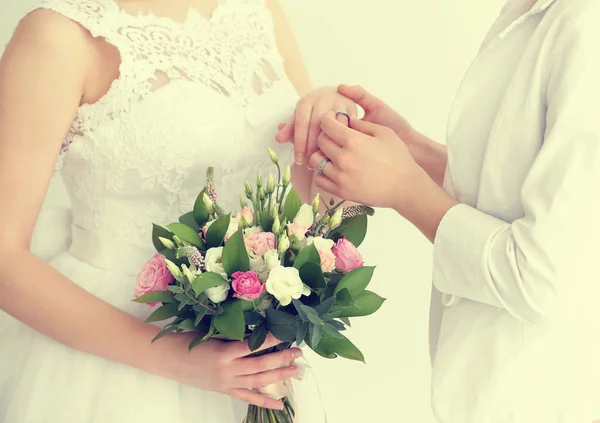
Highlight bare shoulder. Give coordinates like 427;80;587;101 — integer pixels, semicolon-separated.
8;8;94;60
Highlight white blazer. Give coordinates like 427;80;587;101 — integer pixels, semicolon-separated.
429;0;600;422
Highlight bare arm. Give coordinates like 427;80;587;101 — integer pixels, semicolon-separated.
266;0;346;209
0;9;174;380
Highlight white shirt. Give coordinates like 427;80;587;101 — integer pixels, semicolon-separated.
429;0;600;422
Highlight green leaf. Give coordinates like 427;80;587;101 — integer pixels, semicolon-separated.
299;262;326;290
177;296;193;312
179;211;201;232
145;304;179;323
282;187;302;224
334;288;356;307
188;335;205;351
177;318;196;331
244;311;265;326
133;290;176;304
168;223;205;249
332;290;386;317
293;244;320;270
315;295;336;317
151;224;174;253
340;317;352;327
191;272;227;296
193;188;210;227
309;323;324;348
330;215;368;247
296;321;309;346
167;285;183;294
323;323;344;338
310;332;365;362
260;214;274;233
214;300;245;341
265;308;298;342
151;325;177;343
248;324;268;351
328;320;346;331
334;266;376;297
205;214;231;249
194;306;208;326
222;229;250;276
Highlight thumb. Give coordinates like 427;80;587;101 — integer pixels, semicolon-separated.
337;84;383;113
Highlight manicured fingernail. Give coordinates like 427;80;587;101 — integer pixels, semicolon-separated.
292;348;303;359
295;154;304;165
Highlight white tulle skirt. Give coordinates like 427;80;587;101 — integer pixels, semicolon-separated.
0;208;326;423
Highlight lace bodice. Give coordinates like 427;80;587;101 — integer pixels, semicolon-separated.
32;0;298;246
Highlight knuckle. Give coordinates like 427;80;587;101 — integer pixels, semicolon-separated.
281;349;295;363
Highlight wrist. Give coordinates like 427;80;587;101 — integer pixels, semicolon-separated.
404;132;447;186
393;166;458;243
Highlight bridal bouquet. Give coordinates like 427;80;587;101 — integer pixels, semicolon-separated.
133;148;384;422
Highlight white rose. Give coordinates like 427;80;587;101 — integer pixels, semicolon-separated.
287;204;314;242
306;236;335;251
266;266;310;306
250;249;280;281
206;284;230;304
205;247;227;278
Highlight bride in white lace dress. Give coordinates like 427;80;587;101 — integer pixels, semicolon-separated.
0;0;354;421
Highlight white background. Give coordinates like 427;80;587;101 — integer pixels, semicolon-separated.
0;1;503;421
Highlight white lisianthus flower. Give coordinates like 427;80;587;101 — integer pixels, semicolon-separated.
266;266;310;306
306;236;335;251
206;284;230;304
205;247;227;279
249;249;280;281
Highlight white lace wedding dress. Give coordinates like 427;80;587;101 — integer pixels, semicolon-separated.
0;0;326;421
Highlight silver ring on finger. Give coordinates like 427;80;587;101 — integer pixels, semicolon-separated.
335;110;351;123
317;158;330;176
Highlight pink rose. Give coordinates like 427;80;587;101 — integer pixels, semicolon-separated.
231;271;265;301
332;238;364;272
236;206;254;225
245;231;275;257
135;254;175;306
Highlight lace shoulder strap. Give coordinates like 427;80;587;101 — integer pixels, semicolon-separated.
30;0;118;39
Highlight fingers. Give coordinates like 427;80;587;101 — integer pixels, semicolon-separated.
308;150;341;181
320;112;367;146
313;173;341;198
235;364;300;389
275;112;295;143
293;100;313;165
316;132;343;162
226;388;285;410
226;334;284;360
234;347;302;376
337;84;383;113
306;104;330;163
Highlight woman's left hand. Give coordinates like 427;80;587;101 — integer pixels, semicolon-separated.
275;87;358;166
307;111;423;211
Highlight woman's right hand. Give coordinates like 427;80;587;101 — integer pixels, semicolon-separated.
167;333;302;410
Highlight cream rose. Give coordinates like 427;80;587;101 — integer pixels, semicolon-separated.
306;237;336;273
287;204;314;241
266;266;310;306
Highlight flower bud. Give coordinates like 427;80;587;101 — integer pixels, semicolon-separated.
182;264;195;284
256;174;263;188
172;235;184;247
311;193;320;214
238;215;250;230
240;194;248;208
202;192;214;214
165;259;183;281
258;186;266;201
159;237;175;250
321;213;331;225
268;147;279;164
271;203;280;218
266;172;275;194
245;181;253;196
329;207;343;230
282;165;291;187
278;233;290;254
272;215;281;234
